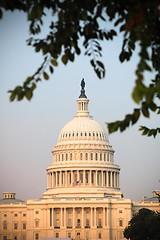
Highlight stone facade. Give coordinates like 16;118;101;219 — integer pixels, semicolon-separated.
0;81;159;240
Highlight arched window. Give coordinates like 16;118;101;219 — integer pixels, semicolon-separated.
80;153;83;160
85;153;88;160
107;152;109;162
90;153;93;160
95;153;98;161
66;154;68;161
3;221;7;230
70;153;72;160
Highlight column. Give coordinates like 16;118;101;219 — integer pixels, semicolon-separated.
114;172;116;188
50;208;52;227
82;207;84;228
103;207;106;227
95;171;98;186
71;170;74;185
83;170;85;186
77;170;80;182
91;207;93;227
94;207;97;226
55;171;58;188
64;208;66;227
73;207;75;228
102;171;104;187
52;208;54;227
60;171;62;187
52;172;55;188
61;208;63;227
110;171;112;187
90;170;92;186
47;173;50;188
117;173;119;188
65;171;67;187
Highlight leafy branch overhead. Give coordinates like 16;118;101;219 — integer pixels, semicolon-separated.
0;0;160;136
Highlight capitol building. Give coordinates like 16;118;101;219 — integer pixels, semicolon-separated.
0;80;159;240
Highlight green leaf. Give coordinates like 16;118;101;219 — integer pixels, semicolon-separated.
51;59;58;66
25;88;32;100
142;103;149;118
43;72;49;80
61;55;68;65
10;92;16;102
49;65;54;74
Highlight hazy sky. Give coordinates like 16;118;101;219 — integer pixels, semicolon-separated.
0;11;159;202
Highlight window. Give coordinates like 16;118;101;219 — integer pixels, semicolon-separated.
119;210;123;213
68;218;72;227
98;219;102;227
77;219;81;227
14;213;18;217
85;171;88;184
35;233;39;240
4;214;7;217
68;233;71;238
3;221;7;230
107;152;109;162
85;153;88;160
104;153;106;161
98;232;101;239
80;153;82;160
3;236;7;240
62;154;63;161
86;232;89;240
14;223;18;230
55;233;59;238
35;220;39;228
100;153;102;161
91;171;94;184
90;153;93;160
95;153;98;160
119;219;123;227
89;133;91;136
85;133;87;136
23;213;26;217
66;154;68;161
70;153;72;160
35;211;39;214
22;235;26;240
86;219;89;227
81;132;82;136
14;236;17;240
23;223;26;229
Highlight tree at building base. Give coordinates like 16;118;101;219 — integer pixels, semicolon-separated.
123;208;160;240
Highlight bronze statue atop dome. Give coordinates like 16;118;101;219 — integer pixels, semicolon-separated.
79;78;87;98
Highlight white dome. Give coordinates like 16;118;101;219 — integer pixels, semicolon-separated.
58;116;109;144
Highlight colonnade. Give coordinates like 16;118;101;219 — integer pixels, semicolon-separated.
49;207;108;229
47;169;119;189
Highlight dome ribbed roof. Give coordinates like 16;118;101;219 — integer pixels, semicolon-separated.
58;116;109;144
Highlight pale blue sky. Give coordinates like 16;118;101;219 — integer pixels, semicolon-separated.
0;11;159;201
